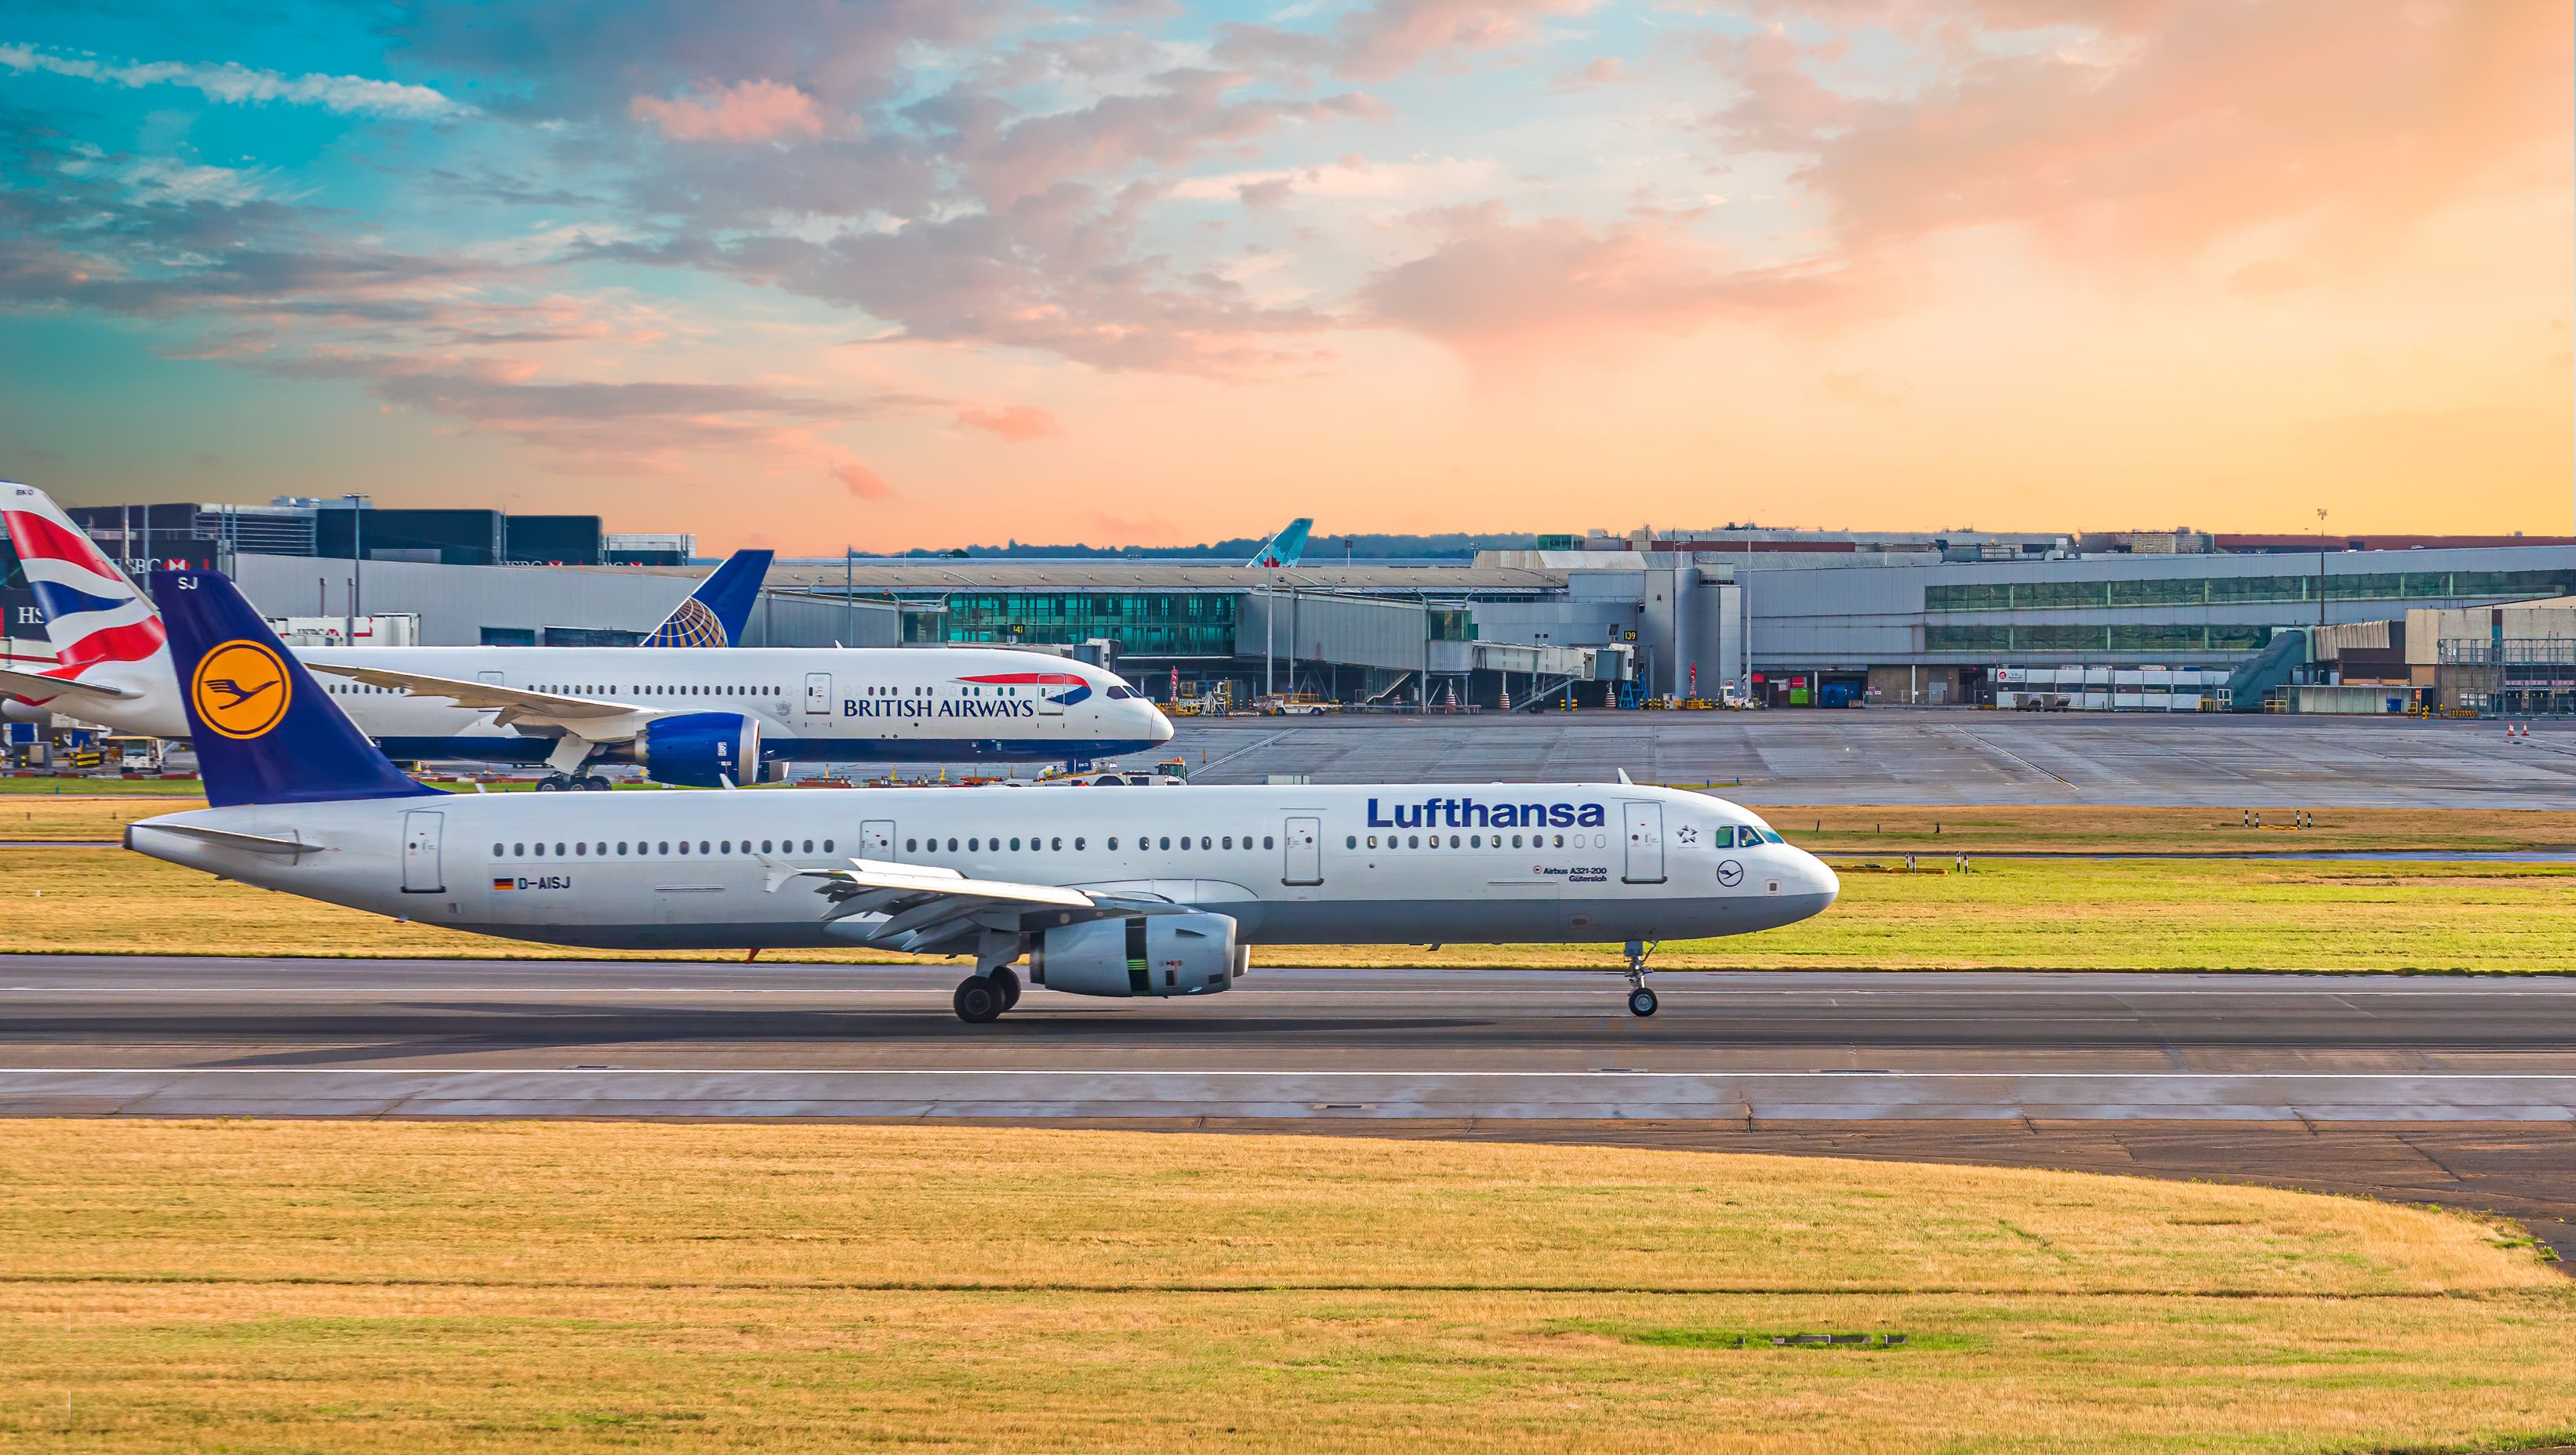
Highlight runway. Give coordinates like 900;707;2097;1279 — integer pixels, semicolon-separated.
9;954;2572;1258
5;956;2571;1120
1161;712;2576;807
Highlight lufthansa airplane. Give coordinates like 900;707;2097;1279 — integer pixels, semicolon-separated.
2;484;1172;785
125;569;1839;1021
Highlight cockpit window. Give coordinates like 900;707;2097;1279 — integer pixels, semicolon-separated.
1103;684;1136;699
1758;828;1784;844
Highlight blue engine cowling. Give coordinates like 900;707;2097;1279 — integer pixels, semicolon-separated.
630;712;761;787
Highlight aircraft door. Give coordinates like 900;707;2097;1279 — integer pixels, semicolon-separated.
1622;802;1666;884
805;672;832;716
860;819;894;860
1037;673;1065;716
1283;815;1322;886
401;811;444;894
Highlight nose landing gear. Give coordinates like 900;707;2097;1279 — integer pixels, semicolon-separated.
1623;939;1659;1018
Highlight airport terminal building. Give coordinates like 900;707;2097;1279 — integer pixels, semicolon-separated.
9;502;2576;713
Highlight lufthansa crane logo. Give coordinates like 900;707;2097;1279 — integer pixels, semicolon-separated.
1717;859;1745;887
190;640;292;739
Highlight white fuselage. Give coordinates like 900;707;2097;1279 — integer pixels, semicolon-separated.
42;644;1172;766
128;782;1839;951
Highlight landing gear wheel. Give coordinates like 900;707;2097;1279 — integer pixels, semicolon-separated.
1626;987;1659;1018
581;775;612;791
953;976;1004;1024
1622;938;1658;1019
989;966;1022;1010
534;775;569;793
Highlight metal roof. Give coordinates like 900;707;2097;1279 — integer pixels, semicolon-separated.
750;563;1570;593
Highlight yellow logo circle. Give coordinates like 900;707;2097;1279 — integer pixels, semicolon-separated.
190;640;292;739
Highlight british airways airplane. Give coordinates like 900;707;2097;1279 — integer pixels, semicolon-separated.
124;568;1838;1020
2;484;1172;786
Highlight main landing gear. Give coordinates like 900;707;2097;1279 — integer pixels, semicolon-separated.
1623;939;1659;1018
952;967;1021;1023
534;773;612;792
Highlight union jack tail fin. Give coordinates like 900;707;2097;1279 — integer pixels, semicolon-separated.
1;483;169;678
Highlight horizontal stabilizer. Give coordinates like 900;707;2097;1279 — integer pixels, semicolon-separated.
125;822;318;858
0;666;139;703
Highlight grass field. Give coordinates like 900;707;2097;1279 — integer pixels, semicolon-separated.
18;796;2576;851
5;844;2571;971
0;1122;2568;1453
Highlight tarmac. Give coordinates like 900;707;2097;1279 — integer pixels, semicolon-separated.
1160;711;2576;806
5;954;2571;1255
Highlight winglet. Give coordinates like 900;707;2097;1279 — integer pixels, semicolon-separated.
152;568;437;808
1616;767;1634;785
645;548;772;647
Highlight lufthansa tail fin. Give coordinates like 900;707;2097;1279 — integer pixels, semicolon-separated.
1244;518;1312;569
153;568;436;808
643;548;772;647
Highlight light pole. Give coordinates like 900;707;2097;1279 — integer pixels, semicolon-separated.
2315;507;2328;631
343;492;365;644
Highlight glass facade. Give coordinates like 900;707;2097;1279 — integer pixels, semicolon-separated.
1928;624;2276;654
1925;568;2576;613
905;591;1238;657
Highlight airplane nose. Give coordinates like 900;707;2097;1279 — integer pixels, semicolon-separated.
1806;849;1840;906
1144;702;1175;743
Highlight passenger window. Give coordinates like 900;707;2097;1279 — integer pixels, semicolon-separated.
1074;837;1085;850
533;843;546;857
1407;835;1419;848
1470;834;1481;848
492;842;504;855
1449;835;1460;848
575;843;587;856
721;840;732;854
1346;835;1357;848
1158;836;1171;851
511;842;524;857
1009;837;1021;851
1051;837;1063;851
906;838;917;853
556;843;567;856
678;841;689;855
968;838;979;851
1367;835;1378;848
617;842;628;855
1553;833;1565;847
1108;837;1120;850
1264;836;1275;850
823;840;834;852
946;838;958;852
657;841;668;854
804;840;816;853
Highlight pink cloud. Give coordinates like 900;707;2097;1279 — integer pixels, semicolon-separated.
1223;1;1600;82
1361;204;1855;359
631;79;829;143
957;404;1064;441
1716;1;2574;263
832;461;893;498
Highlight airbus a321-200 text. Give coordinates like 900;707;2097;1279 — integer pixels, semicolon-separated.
125;568;1840;1021
2;483;1171;786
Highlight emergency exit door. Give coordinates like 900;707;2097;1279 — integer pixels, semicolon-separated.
805;672;833;716
401;811;443;894
861;819;895;861
1282;816;1322;886
1622;802;1665;884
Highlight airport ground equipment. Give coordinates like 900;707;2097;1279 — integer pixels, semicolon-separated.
123;570;1838;1021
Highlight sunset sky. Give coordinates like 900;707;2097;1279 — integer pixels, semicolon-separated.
2;1;2568;553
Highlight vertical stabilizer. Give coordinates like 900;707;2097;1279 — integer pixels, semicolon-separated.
1;483;169;677
153;568;435;807
1245;519;1313;568
643;548;773;647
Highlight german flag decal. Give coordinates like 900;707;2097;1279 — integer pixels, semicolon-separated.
491;878;515;891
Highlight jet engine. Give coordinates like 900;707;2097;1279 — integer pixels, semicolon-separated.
1030;911;1244;997
630;712;761;788
1;698;56;726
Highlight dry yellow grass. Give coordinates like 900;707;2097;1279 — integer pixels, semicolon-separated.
0;796;196;841
7;846;2574;972
0;1122;2569;1453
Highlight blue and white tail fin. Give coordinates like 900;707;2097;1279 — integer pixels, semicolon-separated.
153;568;436;807
1244;518;1312;568
643;548;772;647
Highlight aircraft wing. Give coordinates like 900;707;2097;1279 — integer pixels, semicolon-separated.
0;666;140;704
761;855;1189;952
303;663;651;737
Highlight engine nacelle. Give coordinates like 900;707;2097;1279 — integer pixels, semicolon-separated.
1030;910;1243;998
630;712;761;788
1;698;56;726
